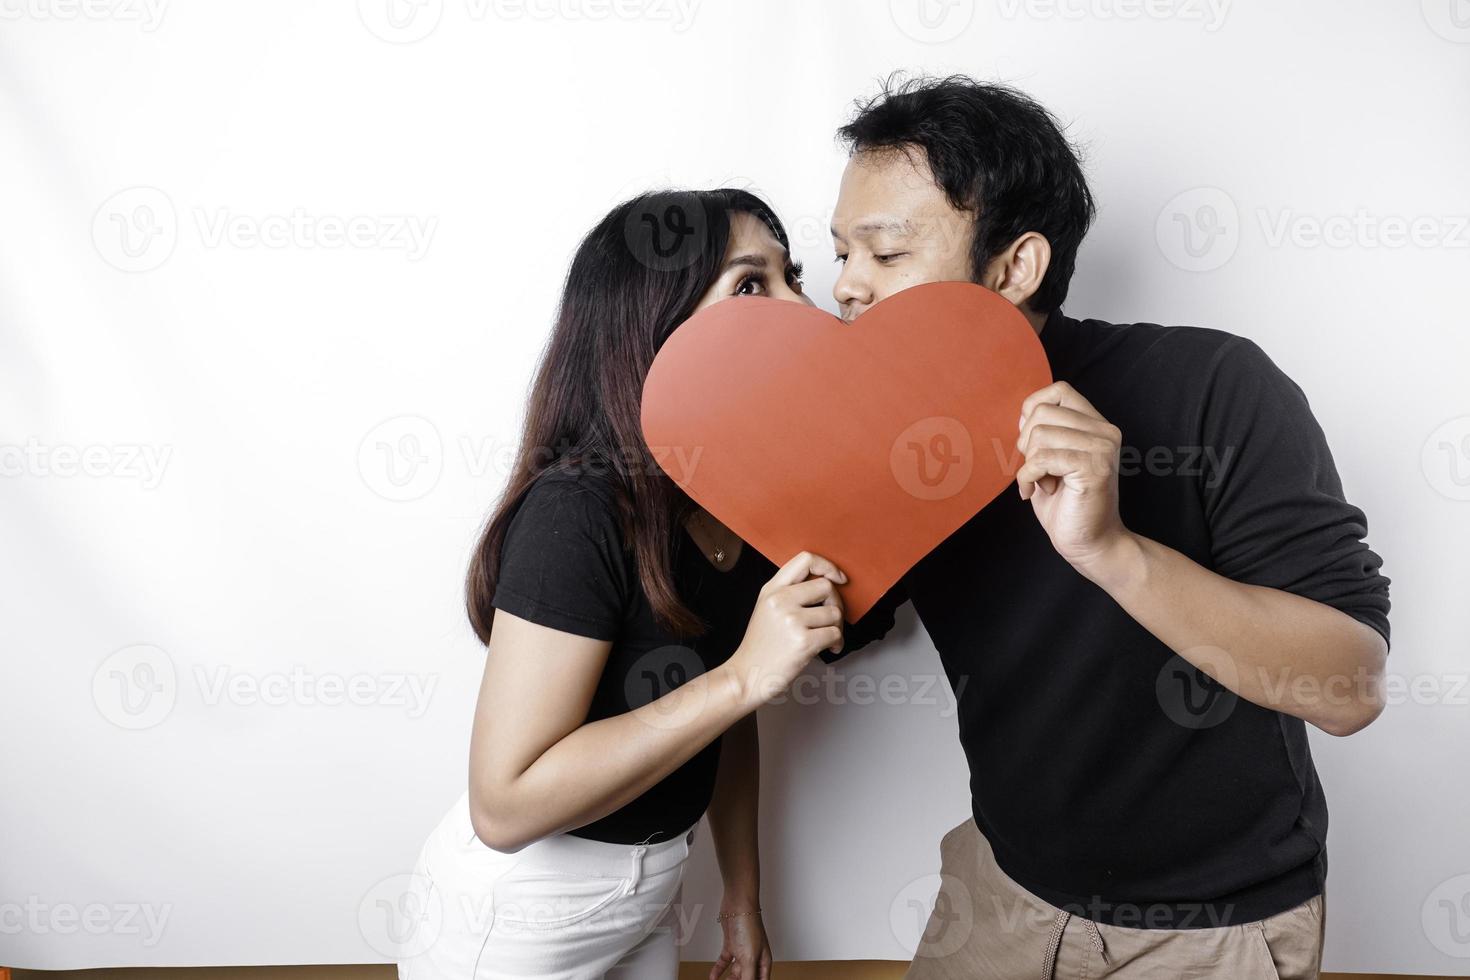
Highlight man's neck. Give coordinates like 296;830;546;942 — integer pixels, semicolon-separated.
1023;306;1048;336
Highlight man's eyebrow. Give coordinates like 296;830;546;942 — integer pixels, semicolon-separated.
830;217;916;239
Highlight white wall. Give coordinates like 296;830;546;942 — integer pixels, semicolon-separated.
2;0;1467;972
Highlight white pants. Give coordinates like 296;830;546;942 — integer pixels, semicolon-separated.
397;790;694;980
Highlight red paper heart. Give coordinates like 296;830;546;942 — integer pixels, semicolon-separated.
640;281;1051;619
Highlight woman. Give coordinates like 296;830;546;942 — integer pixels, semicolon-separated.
398;189;849;980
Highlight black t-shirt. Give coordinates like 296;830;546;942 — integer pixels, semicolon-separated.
832;310;1390;928
490;467;777;845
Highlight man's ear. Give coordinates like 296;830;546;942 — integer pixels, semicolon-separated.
979;232;1052;313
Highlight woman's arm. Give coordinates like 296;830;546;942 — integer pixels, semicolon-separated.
708;713;761;908
705;713;773;979
469;552;847;852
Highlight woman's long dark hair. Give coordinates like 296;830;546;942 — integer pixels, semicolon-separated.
467;189;791;642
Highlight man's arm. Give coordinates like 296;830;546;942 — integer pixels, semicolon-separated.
1016;377;1388;737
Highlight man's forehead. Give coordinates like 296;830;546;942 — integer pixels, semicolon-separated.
833;215;917;238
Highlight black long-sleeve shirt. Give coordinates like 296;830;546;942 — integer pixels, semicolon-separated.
829;308;1390;928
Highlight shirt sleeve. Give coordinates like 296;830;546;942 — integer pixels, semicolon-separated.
491;475;631;641
1195;336;1391;646
819;582;909;664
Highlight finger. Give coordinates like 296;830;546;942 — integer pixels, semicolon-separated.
1020;380;1101;423
1015;448;1099;495
785;576;841;608
1019;405;1119;453
798;552;848;585
813;624;844;656
764;551;847;592
798;602;844;629
709;952;733;980
1019;425;1118;461
761;948;773;980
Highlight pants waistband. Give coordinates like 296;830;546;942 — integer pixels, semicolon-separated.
512;824;696;880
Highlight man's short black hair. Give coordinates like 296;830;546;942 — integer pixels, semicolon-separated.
838;74;1095;313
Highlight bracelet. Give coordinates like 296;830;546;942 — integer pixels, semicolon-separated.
716;909;762;923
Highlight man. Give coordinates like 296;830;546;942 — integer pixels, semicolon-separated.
826;76;1390;979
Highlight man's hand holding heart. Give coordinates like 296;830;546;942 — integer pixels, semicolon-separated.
1015;380;1137;587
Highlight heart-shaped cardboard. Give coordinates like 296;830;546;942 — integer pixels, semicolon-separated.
640;281;1051;620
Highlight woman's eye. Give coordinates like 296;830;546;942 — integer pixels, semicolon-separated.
786;263;805;289
734;274;765;296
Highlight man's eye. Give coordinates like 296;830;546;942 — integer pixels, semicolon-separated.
833;253;848;264
875;252;907;264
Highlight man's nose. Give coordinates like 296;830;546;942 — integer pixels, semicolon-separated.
832;260;871;318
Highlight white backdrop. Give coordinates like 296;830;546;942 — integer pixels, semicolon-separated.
2;0;1468;973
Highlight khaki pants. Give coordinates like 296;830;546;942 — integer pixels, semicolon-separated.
905;818;1325;980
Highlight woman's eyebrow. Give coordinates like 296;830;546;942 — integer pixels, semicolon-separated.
723;253;769;272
